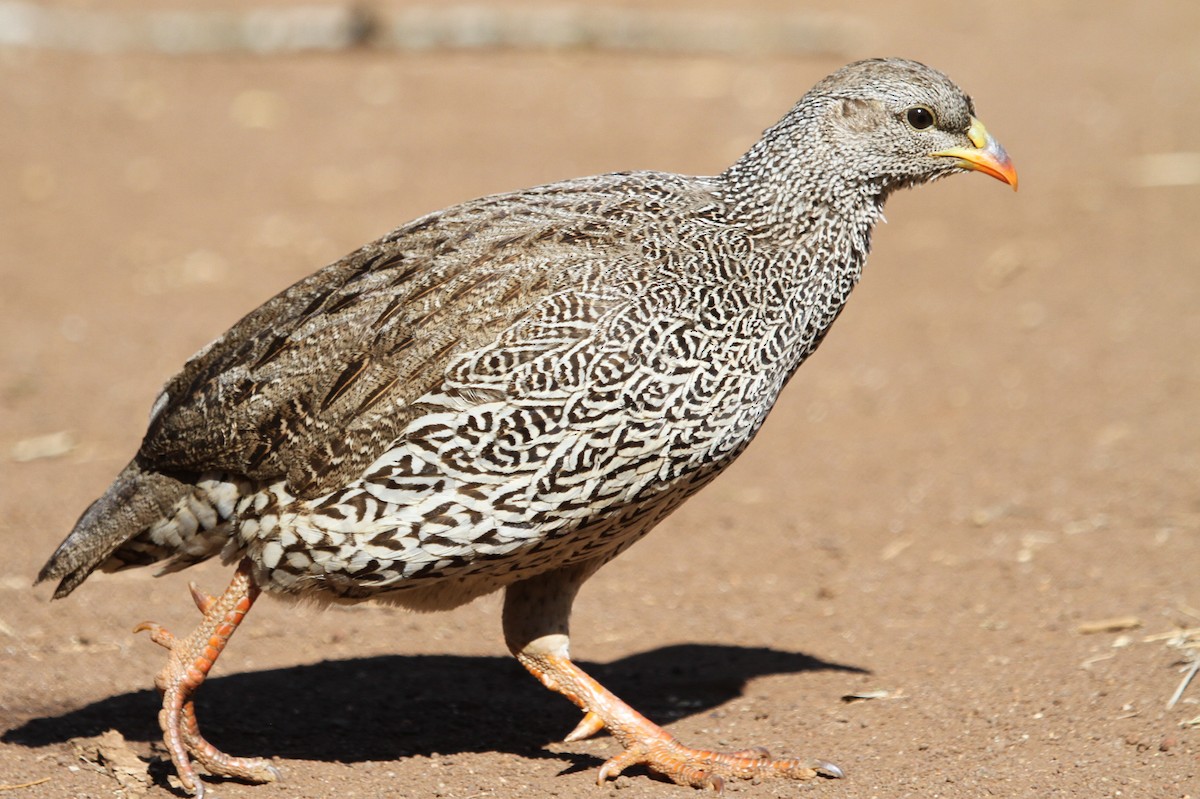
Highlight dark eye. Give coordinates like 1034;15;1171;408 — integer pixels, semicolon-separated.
905;106;935;130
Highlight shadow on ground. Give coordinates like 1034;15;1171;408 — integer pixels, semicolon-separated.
5;644;864;764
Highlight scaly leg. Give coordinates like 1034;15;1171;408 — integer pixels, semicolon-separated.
503;565;842;792
134;559;279;798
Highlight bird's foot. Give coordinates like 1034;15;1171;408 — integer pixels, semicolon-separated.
597;731;841;792
134;561;277;798
515;647;839;792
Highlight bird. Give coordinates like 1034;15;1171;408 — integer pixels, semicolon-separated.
39;58;1016;796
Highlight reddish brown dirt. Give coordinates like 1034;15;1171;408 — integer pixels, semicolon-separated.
2;2;1198;798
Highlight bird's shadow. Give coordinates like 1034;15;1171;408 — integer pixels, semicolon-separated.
4;644;864;767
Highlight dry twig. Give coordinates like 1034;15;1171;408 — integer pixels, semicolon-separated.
1166;657;1200;710
0;778;51;791
1077;616;1141;635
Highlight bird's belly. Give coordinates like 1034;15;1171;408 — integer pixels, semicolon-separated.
240;392;754;604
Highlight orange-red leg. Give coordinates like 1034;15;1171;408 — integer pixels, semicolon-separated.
503;567;842;792
135;560;279;797
518;649;837;790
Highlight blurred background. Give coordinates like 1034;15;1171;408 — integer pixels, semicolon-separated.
1;2;1197;797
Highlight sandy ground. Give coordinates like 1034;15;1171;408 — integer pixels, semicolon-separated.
2;1;1198;797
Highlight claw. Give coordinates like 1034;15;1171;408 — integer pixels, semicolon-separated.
596;747;642;784
188;582;217;614
564;710;606;743
133;621;176;649
814;759;845;779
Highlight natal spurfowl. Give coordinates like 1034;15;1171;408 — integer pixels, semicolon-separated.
40;58;1016;795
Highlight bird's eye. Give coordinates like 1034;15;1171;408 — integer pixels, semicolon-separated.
905;106;936;130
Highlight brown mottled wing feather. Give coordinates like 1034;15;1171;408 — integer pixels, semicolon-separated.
137;175;668;498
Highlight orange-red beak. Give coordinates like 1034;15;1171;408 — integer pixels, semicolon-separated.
932;117;1018;190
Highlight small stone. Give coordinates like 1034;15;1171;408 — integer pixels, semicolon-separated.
230;89;286;130
11;431;75;462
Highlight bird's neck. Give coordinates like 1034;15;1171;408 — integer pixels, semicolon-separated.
717;113;889;379
721;111;886;250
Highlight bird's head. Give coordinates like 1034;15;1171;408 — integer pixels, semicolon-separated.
811;58;1017;193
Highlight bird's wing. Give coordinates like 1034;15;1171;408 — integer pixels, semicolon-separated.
137;173;707;498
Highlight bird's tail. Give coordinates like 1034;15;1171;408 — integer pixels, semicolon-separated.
37;461;191;599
